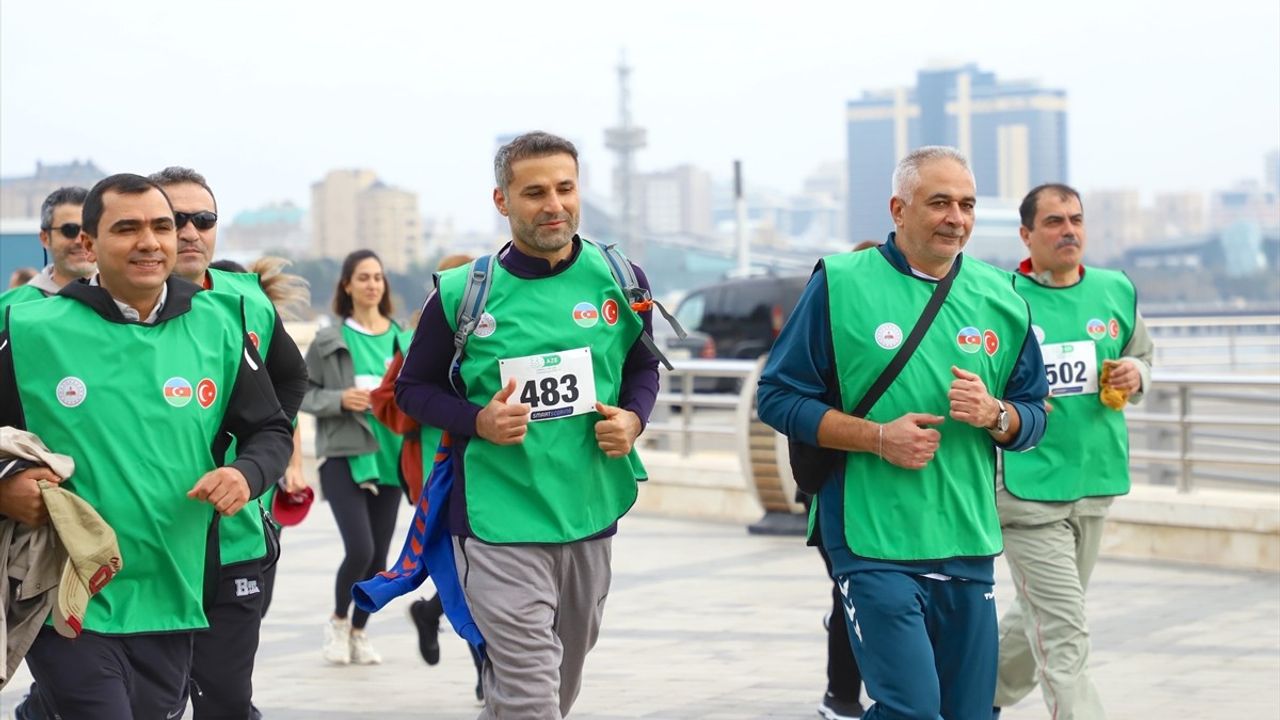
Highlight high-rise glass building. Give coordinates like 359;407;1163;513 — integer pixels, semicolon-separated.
846;63;1068;242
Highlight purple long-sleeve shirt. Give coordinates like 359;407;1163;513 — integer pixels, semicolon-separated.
395;236;660;540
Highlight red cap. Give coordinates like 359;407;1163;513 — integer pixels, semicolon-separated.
271;486;315;527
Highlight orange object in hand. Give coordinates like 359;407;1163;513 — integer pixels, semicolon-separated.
1099;360;1129;411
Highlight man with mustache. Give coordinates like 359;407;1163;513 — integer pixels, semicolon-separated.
0;187;95;314
149;166;308;720
0;173;293;719
395;131;660;719
758;146;1049;719
993;184;1153;720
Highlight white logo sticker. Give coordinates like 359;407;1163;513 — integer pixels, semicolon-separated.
474;312;496;338
874;322;903;350
1032;324;1046;344
56;376;87;408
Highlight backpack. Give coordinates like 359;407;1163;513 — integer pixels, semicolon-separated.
442;238;685;396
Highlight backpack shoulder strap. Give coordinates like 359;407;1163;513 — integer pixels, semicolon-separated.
583;238;686;371
447;254;496;396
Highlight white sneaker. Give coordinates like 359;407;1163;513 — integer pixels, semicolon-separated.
322;617;351;665
350;630;382;665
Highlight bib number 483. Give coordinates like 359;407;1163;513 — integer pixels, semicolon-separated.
519;374;580;408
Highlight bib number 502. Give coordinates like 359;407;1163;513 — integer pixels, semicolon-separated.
1046;361;1087;386
519;374;579;408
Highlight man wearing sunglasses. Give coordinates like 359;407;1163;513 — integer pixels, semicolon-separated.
149;166;308;720
0;187;94;315
0;173;293;720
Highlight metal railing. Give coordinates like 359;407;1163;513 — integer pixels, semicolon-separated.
1127;372;1280;493
1145;315;1280;373
643;359;758;457
642;360;1280;495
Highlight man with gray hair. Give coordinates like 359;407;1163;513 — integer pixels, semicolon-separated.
395;130;661;719
0;186;93;314
758;146;1048;718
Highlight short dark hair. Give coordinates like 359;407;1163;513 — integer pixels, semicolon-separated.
82;174;173;237
210;259;248;273
39;186;89;230
332;249;393;319
148;166;217;211
494;131;578;193
1019;183;1081;229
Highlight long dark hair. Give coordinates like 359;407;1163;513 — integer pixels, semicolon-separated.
332;249;392;319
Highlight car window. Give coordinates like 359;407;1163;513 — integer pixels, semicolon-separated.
675;292;706;331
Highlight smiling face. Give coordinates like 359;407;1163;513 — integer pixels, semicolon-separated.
494;152;580;259
1022;190;1087;275
164;181;217;283
890;157;976;274
83;188;176;307
41;202;94;284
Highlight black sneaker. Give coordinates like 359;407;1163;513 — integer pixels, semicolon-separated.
818;691;864;720
15;684;47;720
408;598;441;665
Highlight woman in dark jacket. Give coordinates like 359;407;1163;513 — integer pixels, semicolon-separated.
302;249;409;666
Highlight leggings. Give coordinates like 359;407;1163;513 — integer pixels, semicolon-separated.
320;458;403;629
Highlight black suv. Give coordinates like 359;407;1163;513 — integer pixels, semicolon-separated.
673;274;809;359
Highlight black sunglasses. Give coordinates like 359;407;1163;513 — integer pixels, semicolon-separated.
174;211;218;231
42;222;81;240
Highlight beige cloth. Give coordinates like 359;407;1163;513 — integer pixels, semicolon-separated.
0;427;122;687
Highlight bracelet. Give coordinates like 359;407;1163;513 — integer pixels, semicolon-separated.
877;423;884;459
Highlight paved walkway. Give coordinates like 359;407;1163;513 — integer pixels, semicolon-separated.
4;508;1278;719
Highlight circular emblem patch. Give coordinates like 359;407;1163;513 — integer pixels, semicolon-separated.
874;322;903;350
197;378;218;409
956;326;982;354
1108;318;1120;339
56;376;87;408
602;299;620;326
572;302;599;328
163;377;193;408
474;312;496;338
247;331;260;350
1086;318;1107;340
1032;325;1046;344
983;329;1000;357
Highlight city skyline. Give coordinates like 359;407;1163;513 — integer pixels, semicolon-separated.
2;1;1277;234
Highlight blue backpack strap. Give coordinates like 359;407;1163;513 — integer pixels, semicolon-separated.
448;254;497;397
582;238;686;371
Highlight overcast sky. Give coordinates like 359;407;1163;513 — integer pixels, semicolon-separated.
3;1;1278;232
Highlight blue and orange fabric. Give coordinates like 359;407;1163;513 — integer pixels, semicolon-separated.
351;433;485;654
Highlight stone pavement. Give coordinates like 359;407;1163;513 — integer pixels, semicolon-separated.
3;507;1278;719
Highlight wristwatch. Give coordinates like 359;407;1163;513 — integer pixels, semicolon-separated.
987;399;1010;434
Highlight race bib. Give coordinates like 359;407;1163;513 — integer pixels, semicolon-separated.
1040;340;1098;396
499;347;597;421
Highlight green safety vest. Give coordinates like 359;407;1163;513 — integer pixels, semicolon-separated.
0;283;51;318
8;292;244;634
342;322;410;487
437;245;645;544
824;251;1029;561
206;267;280;566
1004;267;1136;501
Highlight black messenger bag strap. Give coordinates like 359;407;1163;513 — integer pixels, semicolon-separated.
849;255;960;417
788;256;961;494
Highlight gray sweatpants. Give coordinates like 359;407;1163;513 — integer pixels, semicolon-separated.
453;535;612;720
